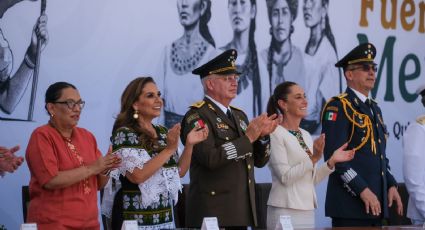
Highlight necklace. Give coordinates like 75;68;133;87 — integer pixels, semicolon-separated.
49;121;91;194
170;38;208;75
287;129;313;158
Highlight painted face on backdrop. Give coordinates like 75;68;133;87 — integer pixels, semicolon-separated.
133;82;163;120
228;0;255;33
177;0;204;28
49;87;83;128
270;0;292;43
280;84;308;118
303;0;325;28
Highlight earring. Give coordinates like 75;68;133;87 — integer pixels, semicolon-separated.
133;110;139;119
50;113;55;118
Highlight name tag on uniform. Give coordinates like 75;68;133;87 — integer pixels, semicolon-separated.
201;217;219;230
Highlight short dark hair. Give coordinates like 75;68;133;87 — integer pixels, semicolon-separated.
44;82;77;114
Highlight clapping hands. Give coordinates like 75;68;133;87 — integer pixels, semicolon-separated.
0;145;24;174
245;113;281;143
186;124;209;146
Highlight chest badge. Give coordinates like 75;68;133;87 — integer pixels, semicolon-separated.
239;120;247;132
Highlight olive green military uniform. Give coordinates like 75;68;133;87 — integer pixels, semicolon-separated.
180;97;270;227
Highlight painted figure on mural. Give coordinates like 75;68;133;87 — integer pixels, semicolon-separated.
159;0;216;128
261;0;306;99
221;0;267;120
300;0;340;134
0;0;48;116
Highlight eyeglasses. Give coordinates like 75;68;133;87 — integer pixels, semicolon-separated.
53;100;85;110
215;74;240;82
348;64;378;72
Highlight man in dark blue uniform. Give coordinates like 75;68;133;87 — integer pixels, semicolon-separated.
321;43;403;227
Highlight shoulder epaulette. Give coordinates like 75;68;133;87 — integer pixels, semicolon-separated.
230;105;243;111
190;100;205;108
417;115;425;125
336;93;348;99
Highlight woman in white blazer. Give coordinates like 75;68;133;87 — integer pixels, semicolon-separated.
266;82;354;229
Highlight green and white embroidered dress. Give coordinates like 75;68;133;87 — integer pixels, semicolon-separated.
102;126;182;229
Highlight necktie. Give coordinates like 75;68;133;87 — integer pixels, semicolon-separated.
226;109;232;120
366;99;375;117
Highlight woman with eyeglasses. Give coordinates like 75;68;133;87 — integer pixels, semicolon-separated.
25;82;120;229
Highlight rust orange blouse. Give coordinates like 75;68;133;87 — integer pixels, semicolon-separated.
26;124;101;230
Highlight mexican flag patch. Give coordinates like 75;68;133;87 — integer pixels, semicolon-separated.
325;111;337;121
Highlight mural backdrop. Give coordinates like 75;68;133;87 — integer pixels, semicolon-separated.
0;0;424;229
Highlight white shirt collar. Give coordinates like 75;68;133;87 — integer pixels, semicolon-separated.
349;87;370;103
205;95;230;114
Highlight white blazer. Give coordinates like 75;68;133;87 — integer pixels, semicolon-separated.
403;116;425;223
267;126;334;210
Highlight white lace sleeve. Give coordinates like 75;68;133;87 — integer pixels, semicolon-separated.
109;147;151;180
101;147;151;217
103;146;182;214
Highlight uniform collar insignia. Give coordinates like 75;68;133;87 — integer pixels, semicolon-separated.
208;104;215;111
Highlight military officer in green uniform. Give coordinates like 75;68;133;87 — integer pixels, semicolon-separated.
321;43;403;227
180;49;279;228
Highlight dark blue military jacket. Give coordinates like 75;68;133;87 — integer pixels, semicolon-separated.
321;88;397;219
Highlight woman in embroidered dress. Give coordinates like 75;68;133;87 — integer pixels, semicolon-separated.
104;77;208;229
300;0;340;134
25;82;120;229
220;0;267;119
261;0;307;98
265;81;354;229
159;0;216;128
